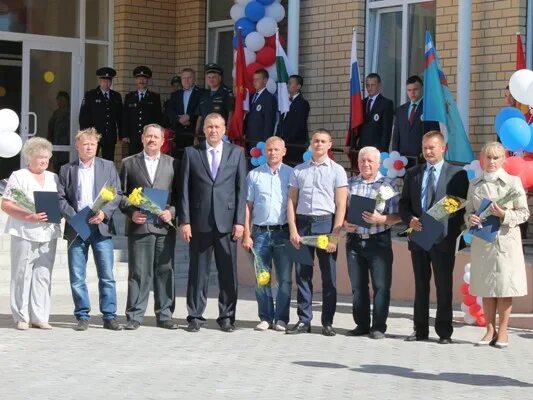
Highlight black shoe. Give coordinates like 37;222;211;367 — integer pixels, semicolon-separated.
286;321;311;334
124;320;141;330
405;332;428;342
186;320;202;332
74;320;89;331
322;325;336;337
220;320;235;332
103;319;122;331
438;337;453;344
157;320;178;330
369;330;386;340
346;327;370;337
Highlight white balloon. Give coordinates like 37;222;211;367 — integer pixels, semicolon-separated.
266;77;277;94
245;31;266;52
265;3;285;23
464;262;471;274
0;131;22;158
463;271;470;284
476;296;483;306
509;69;533;105
0;108;20;132
230;4;245;21
460;303;469;313
266;63;278;81
256;17;278;37
463;312;476;325
234;47;257;66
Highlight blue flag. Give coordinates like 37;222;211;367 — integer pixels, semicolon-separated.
422;31;474;163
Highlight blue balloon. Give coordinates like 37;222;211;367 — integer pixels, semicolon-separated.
303;150;312;162
245;1;265;22
256;141;266;150
251;157;259;167
235;18;256;38
257;155;267;165
499;117;531;151
258;0;275;5
463;232;473;245
380;152;389;161
495;107;525;134
525;124;533;152
466;169;475;181
379;166;387;176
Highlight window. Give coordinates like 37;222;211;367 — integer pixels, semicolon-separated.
206;1;233;87
366;0;436;107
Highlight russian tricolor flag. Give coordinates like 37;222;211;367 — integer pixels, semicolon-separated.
345;29;364;146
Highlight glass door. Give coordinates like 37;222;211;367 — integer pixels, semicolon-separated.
21;39;80;172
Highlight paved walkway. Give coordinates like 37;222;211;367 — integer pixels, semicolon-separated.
0;282;532;399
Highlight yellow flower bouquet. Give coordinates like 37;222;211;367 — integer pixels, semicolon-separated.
299;234;338;250
250;247;271;286
91;186;117;214
402;195;466;235
127;187;175;228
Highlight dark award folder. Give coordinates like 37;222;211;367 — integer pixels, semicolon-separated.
346;195;376;229
410;213;445;251
33;191;61;224
283;239;314;266
469;198;500;243
143;187;169;225
69;206;97;241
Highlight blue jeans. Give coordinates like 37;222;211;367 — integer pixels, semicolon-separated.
67;231;117;321
346;230;393;333
251;226;293;324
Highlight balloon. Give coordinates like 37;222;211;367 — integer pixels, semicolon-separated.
469;303;482;317
463;232;472;244
0;131;22;158
265;63;278;81
246;62;265;82
234;17;256;38
266;77;277;94
380;152;389;161
235;47;257;65
509;69;533;104
230;4;245;21
525;124;533;152
476;315;487;327
0;108;20;132
256;17;278;37
476;296;483;306
504;155;526;176
257;155;267;165
303;150;312;162
463;271;470;284
499;117;531;151
256;46;276;66
245;1;265;22
245;31;265;52
250;147;262;157
494;107;525;134
463;293;476;306
257;0;275;5
463;312;476;325
460;282;470;295
264;34;285;48
265;2;285;22
464;262;471;274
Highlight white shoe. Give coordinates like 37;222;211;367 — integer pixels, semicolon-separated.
274;321;287;332
254;321;271;331
16;322;29;330
494;341;509;349
31;322;52;330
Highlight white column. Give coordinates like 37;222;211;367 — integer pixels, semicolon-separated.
287;0;300;73
527;0;532;69
457;0;472;132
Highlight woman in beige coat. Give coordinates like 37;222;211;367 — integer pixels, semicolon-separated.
465;142;529;348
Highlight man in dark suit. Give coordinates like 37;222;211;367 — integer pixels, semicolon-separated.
57;128;123;331
119;124;178;330
277;74;310;166
244;68;277;147
392;75;439;168
121;66;163;156
179;112;247;333
79;67;123;161
399;131;469;344
164;68;204;159
345;73;394;154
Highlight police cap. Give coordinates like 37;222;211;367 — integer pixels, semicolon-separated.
133;66;152;79
170;75;181;85
205;63;223;75
96;67;116;80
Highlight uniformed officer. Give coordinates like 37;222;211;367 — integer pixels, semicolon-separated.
170;75;182;92
79;67;123;161
195;63;234;141
121;66;163;156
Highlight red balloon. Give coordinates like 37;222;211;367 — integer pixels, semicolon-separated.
463;293;476;306
476;315;487;327
460;282;470;296
469;303;482;317
522;160;533;188
503;155;526;176
264;35;275;48
256;47;276;67
246;62;265;82
393;159;404;170
250;147;262;157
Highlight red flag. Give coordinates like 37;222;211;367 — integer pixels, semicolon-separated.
228;29;247;146
516;33;529;114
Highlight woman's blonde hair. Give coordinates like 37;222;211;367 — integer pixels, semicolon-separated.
21;137;52;164
480;141;506;159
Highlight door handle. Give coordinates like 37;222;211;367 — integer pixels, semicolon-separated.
28;112;37;137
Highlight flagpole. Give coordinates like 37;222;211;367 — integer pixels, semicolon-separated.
457;0;471;133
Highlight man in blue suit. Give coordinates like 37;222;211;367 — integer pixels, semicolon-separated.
244;69;277;147
179;113;247;333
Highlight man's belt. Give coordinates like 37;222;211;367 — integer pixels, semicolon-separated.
296;214;333;222
350;229;390;240
253;224;289;231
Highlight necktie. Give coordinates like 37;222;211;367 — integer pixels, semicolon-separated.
425;166;435;211
210;148;219;179
366;98;373;115
409;103;417;125
139;92;144;102
252;93;258;104
289;96;293;102
104;92;109;100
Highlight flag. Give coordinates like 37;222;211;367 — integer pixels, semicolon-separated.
422;31;474;163
345;29;364;147
228;29;247;146
275;30;291;114
516;33;529;114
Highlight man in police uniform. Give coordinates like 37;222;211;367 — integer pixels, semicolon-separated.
195;63;234;142
121;66;163;156
79;67;123;161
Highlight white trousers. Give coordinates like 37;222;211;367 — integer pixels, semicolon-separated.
10;236;57;324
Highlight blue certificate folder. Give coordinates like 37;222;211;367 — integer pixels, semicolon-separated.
346;195;376;229
283;239;314;266
69;206;97;241
33;191;61;224
410;213;445;252
142;187;169;224
469;198;500;243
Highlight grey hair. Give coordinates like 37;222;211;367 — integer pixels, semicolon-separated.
21;137;52;164
142;123;164;136
357;146;381;161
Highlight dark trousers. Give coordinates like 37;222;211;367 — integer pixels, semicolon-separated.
346;230;393;333
126;232;176;323
410;247;455;339
186;229;238;325
295;214;337;326
98;141;116;162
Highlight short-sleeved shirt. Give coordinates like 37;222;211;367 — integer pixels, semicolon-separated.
197;85;234;122
289;157;348;215
247;163;294;226
3;169;62;242
347;172;399;235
